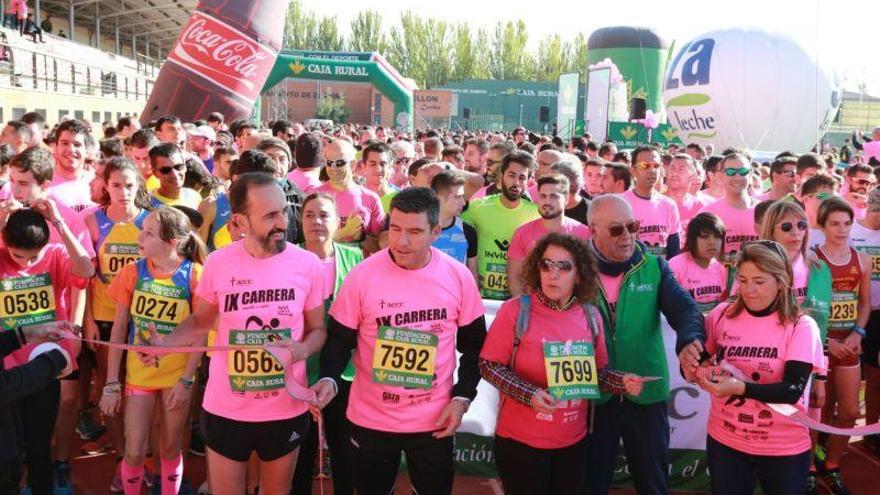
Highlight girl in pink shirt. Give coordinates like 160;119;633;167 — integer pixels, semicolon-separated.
669;212;730;314
480;233;643;495
698;241;823;495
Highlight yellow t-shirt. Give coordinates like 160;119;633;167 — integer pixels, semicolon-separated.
150;188;202;209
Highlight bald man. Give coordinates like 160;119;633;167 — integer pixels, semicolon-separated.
584;194;704;495
315;140;385;246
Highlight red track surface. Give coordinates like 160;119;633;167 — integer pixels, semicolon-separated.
58;439;878;494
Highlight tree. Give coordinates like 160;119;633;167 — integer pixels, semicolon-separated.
282;0;318;50
315;16;344;52
489;20;533;80
315;94;351;123
452;24;490;81
570;33;590;80
349;10;387;54
387;12;428;87
535;34;570;82
422;18;455;87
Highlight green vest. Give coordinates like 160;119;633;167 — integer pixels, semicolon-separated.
596;250;668;405
305;242;363;385
803;260;832;343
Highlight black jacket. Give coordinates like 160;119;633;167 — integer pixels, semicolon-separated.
0;331;67;463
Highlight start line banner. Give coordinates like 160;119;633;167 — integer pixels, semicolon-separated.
452;300;712;492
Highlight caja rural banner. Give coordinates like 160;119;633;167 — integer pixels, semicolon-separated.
451;300;712;492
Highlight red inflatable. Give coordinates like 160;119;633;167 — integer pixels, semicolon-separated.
140;0;287;124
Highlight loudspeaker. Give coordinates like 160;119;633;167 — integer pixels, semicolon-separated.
539;106;550;123
462;107;472;119
630;97;647;120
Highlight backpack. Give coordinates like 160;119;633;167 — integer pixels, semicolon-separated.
510;294;600;368
280;178;304;244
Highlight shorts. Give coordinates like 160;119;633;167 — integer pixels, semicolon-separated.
864;310;880;368
124;384;164;397
827;329;861;368
201;409;310;462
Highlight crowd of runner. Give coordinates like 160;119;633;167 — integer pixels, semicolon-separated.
1;112;879;495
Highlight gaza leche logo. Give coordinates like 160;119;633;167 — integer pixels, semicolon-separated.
664;38;716;140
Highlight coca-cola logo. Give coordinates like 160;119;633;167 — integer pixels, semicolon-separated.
168;11;277;103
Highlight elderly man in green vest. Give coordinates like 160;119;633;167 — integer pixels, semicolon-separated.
585;194;705;495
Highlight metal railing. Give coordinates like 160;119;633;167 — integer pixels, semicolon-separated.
0;42;155;100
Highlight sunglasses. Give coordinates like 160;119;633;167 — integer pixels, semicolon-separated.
810;192;834;201
724;167;750;177
779;220;808;232
395;157;412;164
636;161;662;170
775;170;796;178
326;159;349;168
157;163;185;175
604;220;641;237
742;239;788;262
539;258;574;273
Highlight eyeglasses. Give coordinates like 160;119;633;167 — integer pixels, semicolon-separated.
775;170;796;178
395;157;412;165
779;220;808;232
636;161;662;170
742;239;789;261
539;258;574;273
325;159;349;168
603;220;641;237
157;163;185;175
724;167;750;177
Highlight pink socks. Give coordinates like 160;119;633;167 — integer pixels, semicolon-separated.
161;454;183;495
120;459;144;495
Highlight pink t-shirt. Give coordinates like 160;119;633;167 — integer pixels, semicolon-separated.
507;217;590;261
598;272;624;313
696;190;721;205
314;183;386;236
328;248;484;433
0;202;94;259
0;181;10;201
196;241;324;422
470;184;491;200
622;190;681;257
670;193;707;235
792;254;809;304
863;140;880;162
705;303;823;455
320;255;335;299
287;169;323;193
50;169;97;214
698;198;758;265
480;297;608;449
668;253;728;314
1;245;87;369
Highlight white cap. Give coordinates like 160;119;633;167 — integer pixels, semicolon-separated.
187;125;216;142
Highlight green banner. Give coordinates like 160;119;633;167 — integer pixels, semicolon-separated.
557;73;580;140
607;121;683;149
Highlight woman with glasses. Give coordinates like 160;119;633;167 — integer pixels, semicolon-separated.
698;241;824;495
669;213;730;314
479;233;644;495
813;197;870;495
758;200;832;494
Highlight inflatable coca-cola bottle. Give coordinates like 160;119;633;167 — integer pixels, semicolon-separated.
140;0;287;124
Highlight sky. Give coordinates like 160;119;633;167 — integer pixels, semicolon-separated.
306;0;880;96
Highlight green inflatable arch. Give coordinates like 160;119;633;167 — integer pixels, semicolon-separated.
262;50;414;132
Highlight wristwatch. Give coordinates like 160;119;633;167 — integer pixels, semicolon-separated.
452;397;471;411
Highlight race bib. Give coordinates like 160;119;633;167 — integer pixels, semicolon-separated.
130;279;189;341
543;341;599;400
228;329;291;392
372;326;438;389
101;243;140;280
0;273;56;330
829;291;857;330
481;262;509;299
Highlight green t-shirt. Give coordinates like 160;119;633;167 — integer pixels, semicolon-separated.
381;190;399;215
461;194;539;300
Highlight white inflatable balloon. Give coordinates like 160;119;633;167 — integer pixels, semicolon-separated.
662;28;841;153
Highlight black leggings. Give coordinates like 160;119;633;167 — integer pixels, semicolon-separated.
0;457;22;495
495;435;588;495
292;379;353;495
19;380;60;495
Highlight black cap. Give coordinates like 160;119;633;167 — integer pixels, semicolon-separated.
295;132;323;170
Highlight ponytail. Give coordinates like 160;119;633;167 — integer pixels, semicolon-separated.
180;231;207;264
152;206;207;264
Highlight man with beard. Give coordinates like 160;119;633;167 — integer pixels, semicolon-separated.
622;146;681;259
143;172;326;495
463;138;488;176
506;174;590;296
315;140;385;247
843;163;875;220
461;150;539;300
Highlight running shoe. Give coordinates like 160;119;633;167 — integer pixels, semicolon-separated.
80;432;113;456
53;461;73;495
805;471;819;495
109;462;123;493
144;458;159;489
75;407;106;441
819;467;852;495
